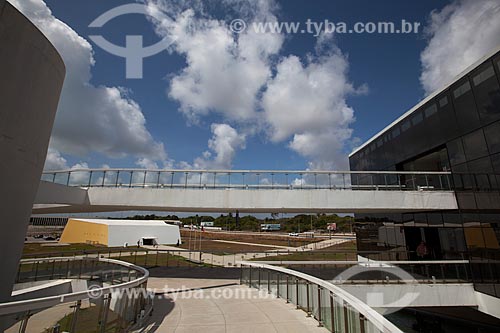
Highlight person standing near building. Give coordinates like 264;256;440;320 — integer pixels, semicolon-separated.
416;241;428;259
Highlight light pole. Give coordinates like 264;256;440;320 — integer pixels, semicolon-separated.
197;215;202;262
188;218;193;261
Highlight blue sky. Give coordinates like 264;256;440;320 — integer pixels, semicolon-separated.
11;0;500;172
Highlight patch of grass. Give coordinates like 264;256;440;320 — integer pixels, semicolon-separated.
320;240;357;251
180;230;321;247
45;305;120;333
253;240;358;261
117;252;203;267
178;240;275;253
262;251;357;261
22;243;139;258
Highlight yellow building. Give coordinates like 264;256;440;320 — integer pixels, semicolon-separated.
60;219;181;247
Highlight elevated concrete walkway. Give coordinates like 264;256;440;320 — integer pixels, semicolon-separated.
33;181;458;214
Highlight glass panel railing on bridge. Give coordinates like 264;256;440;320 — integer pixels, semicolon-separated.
41;169;457;191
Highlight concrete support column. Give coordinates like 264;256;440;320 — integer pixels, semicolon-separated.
0;1;65;303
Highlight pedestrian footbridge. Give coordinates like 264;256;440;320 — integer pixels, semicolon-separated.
33;169;458;214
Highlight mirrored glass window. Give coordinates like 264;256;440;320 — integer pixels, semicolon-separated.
447;138;466;165
462;129;489;161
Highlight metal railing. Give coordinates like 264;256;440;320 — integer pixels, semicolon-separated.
41;168;454;191
19;247;473;268
451;173;500;191
1;257;151;333
248;259;471;284
240;261;403;333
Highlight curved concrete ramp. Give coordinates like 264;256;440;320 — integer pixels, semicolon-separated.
141;284;328;333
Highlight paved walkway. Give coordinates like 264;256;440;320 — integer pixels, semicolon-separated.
146;237;352;267
136;280;329;333
211;240;290;249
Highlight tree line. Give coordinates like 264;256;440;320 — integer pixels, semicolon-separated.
121;213;353;233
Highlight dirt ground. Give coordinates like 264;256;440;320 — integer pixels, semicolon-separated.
180;229;321;248
177;239;276;253
255;240;358;261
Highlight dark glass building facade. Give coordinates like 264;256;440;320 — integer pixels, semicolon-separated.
349;48;500;298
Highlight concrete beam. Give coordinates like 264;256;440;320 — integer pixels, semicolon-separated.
34;181;89;206
32;187;458;214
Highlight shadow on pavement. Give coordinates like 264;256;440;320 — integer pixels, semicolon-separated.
137;296;175;333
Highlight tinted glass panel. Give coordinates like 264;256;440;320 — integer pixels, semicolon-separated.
472;64;500;124
473;65;496;86
427;213;443;226
462;129;489;161
468;156;493;173
453;81;471;98
424;104;438;118
439;96;448;107
447;138;466;165
414;213;427;226
401;120;411;132
468;157;493;190
452;163;472;189
411;112;423;125
484;120;500;154
491;153;500;172
457;192;477;210
437;92;459;141
452;79;481;133
443;212;462;227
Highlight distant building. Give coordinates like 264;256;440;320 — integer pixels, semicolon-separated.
59;219;181;247
349;46;500;298
201;221;214;227
261;223;281;231
164;219;182;226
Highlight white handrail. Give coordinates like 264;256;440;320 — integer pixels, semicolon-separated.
0;257;149;316
249;260;469;265
43;168;452;175
240;261;403;333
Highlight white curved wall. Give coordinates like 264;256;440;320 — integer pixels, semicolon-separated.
0;1;65;303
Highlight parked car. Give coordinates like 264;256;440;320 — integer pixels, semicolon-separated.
288;232;299;237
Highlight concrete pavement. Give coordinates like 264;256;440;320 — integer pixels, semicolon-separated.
136;281;329;333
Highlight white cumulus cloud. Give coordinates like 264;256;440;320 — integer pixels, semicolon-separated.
11;0;167;165
182;123;246;169
262;39;360;170
43;148;89;178
146;0;283;125
420;0;500;95
43;148;69;171
146;1;361;170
